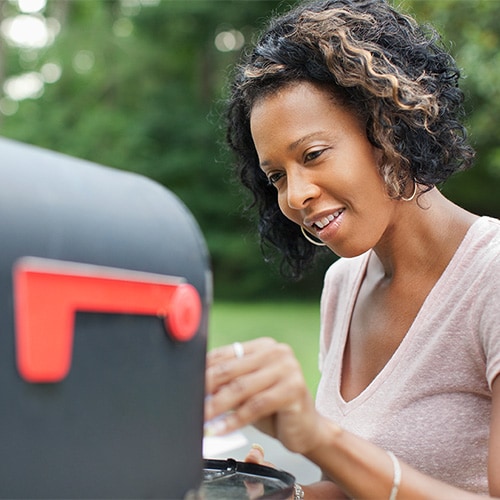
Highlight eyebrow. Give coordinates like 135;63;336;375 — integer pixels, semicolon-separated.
259;131;327;169
288;132;326;152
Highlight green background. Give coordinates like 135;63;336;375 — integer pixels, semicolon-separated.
1;0;499;301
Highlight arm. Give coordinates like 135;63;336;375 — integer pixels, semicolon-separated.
305;417;482;499
244;443;349;499
206;338;499;498
300;482;349;499
488;374;500;495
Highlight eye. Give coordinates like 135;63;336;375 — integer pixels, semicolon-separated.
304;148;326;163
267;171;285;186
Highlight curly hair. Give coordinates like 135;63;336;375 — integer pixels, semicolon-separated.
226;0;475;279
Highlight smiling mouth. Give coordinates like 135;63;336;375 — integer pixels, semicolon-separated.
311;209;344;230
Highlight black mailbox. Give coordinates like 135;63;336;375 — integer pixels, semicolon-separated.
0;138;211;499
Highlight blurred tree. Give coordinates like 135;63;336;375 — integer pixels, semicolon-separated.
0;0;498;300
401;0;500;217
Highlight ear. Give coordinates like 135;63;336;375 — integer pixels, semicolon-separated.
374;150;401;200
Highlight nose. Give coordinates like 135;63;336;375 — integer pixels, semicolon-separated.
285;169;320;210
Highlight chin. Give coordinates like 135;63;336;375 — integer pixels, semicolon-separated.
327;243;371;259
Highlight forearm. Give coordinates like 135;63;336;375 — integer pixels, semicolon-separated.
305;417;482;500
300;480;349;499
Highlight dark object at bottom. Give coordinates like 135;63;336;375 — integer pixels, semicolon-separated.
202;459;295;500
0;138;211;499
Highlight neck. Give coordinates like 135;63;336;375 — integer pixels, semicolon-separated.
371;188;477;282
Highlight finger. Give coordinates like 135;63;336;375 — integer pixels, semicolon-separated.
245;443;276;469
243;479;264;500
244;443;265;464
205;354;287;421
205;353;256;397
205;342;304;422
206;337;277;367
205;338;280;396
223;366;311;435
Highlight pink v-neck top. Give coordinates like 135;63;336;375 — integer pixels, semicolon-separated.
315;216;500;493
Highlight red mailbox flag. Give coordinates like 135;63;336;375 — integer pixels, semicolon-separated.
13;257;202;383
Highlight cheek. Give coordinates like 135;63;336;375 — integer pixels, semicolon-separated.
276;195;288;217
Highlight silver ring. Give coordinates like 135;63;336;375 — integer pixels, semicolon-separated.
232;342;244;359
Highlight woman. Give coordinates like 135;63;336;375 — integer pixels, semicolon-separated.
205;0;500;498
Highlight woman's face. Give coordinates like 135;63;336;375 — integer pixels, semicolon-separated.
250;81;396;258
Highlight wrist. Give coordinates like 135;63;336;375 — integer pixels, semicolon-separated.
387;451;401;500
303;416;343;461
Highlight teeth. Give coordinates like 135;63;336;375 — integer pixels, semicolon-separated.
313;210;343;229
316;217;329;229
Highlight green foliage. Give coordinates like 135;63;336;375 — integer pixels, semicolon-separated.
209;301;322;394
1;0;499;300
399;0;500;217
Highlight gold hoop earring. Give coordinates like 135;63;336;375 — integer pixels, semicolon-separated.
401;182;417;202
301;226;327;247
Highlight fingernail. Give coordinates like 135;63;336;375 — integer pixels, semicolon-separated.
251;443;265;455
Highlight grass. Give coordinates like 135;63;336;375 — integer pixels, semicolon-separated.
208;301;322;395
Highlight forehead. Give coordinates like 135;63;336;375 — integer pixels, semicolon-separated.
251;81;335;118
249;81;363;152
250;82;328;136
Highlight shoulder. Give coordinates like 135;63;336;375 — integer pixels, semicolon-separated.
465;217;500;278
470;216;500;247
447;217;500;316
464;218;500;385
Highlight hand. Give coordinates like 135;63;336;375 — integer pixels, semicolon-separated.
243;444;274;499
205;337;325;455
244;444;348;500
244;443;275;468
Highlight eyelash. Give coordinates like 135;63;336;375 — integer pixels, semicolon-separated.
304;149;324;162
265;148;327;186
267;172;284;186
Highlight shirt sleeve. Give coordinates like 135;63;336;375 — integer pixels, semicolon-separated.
476;237;500;389
481;274;500;389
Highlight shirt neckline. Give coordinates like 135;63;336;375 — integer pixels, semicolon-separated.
334;216;486;411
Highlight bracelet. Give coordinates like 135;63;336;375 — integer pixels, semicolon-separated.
293;482;304;499
387;451;401;500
